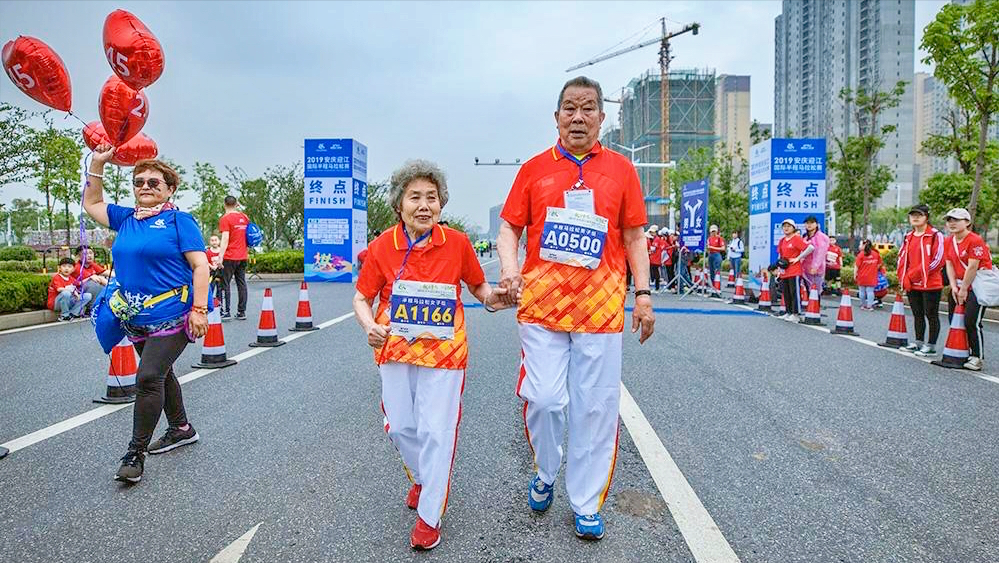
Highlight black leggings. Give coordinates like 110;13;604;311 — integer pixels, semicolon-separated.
780;276;801;315
651;265;662;290
129;330;190;451
222;259;248;315
907;289;941;345
948;289;987;359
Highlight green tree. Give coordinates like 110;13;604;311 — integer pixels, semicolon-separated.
0;102;38;188
669;146;715;213
34;126;82;244
366;180;397;238
750;120;772;145
920;171;997;233
265;163;304;249
834;81;907;238
0;198;44;244
829;136;894;245
99;164;131;204
869;206;909;237
237;174;272;247
921;0;999;221
189;162;229;239
709;142;749;237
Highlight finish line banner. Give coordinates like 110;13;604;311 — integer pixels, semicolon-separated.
304;138;367;283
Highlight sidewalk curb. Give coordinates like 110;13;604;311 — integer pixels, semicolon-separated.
0;309;58;331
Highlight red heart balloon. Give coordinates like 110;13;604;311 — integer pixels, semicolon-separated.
99;75;149;146
103;9;164;90
2;36;72;111
110;133;158;166
82;121;110;151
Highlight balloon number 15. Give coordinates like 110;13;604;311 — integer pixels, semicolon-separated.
106;47;130;77
6;64;36;90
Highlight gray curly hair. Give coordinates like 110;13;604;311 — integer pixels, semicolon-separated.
388;159;449;216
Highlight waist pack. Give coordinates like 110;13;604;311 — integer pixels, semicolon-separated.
93;279;208;354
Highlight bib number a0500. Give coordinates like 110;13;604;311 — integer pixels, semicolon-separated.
389;280;457;341
540;207;608;270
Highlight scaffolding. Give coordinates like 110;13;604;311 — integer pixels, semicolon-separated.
617;68;718;206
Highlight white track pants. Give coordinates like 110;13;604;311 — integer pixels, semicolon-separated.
516;323;622;515
380;362;464;528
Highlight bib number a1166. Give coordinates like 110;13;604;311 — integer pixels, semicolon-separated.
389;280;457;341
539;207;608;270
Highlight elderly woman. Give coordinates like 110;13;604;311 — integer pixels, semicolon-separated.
83;143;210;484
353;160;516;551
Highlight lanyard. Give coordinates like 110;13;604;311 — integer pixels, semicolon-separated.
556;143;593;187
394;226;433;282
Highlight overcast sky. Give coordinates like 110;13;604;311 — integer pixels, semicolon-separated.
1;0;947;230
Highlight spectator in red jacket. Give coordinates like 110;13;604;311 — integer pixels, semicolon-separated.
824;237;844;295
897;204;945;356
777;218;814;322
943;207;993;371
48;257;92;321
855;240;885;311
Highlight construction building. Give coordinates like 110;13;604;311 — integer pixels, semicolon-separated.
606;68;718;220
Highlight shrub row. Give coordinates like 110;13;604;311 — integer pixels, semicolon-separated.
0;271;50;314
0;259;45;272
0;245;37;261
251;250;305;273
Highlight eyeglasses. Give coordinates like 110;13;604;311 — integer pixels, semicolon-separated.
133;177;163;189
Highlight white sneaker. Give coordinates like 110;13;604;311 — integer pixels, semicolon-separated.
963;356;983;371
778;313;791;320
786;314;800;323
913;345;936;357
902;343;921;353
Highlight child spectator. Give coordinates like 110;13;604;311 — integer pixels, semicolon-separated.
205;235;224;305
855;240;885;310
48;257;92;321
72;245;107;310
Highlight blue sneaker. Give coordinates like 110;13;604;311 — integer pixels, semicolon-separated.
574;513;604;540
528;475;554;512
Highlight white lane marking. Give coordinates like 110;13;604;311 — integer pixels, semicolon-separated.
210;523;262;563
0;312;356;455
0;317;88;336
619;383;741;563
730;303;999;385
480;258;499;268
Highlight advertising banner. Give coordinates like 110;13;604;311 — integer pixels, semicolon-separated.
680;178;709;253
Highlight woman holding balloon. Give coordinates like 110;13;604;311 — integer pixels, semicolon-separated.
83;143;210;484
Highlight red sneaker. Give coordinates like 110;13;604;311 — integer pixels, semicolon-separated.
406;483;422;510
410;517;441;550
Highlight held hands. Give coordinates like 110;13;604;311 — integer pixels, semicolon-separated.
188;311;209;338
498;268;523;307
631;294;655;344
485;285;521;311
366;322;391;348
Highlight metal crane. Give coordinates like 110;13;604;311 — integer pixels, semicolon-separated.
566;18;699;212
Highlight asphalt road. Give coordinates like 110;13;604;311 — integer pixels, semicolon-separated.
1;259;998;562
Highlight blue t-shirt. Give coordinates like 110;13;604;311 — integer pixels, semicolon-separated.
107;204;206;325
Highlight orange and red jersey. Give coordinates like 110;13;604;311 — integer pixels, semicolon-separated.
897;227;945;291
855;250;885;286
945;231;994;282
501;141;647;333
356;223;485;369
777;233;809;279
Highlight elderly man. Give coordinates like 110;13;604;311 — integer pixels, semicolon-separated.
497;75;655;541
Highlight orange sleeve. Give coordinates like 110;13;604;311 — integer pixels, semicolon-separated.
501;165;532;227
460;236;486;287
355;244;386;300
619;163;647;229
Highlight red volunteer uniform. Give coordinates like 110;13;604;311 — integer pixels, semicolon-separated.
218;212;250;261
777;233;809;279
945;232;994;280
897;227;945;290
854;250;884;286
707;234;725;256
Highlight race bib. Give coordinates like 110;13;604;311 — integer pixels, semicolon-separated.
389;280;457;341
540;207;608;270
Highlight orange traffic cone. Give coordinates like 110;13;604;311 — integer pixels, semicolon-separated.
802;288;823;325
726;268;735;288
879;292;909;348
289;281;318;332
249;287;286;348
732;275;746;303
757;273;772;312
800;282;810;310
94;337;137;404
192;305;238;368
831;288;857;335
713;273;722;294
932;303;970;369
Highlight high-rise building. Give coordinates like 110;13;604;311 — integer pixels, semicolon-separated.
715;75;752;162
775;0;916;208
487;203;502;240
613;68;717;220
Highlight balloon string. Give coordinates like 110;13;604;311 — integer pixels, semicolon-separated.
75;151;93;285
65;111;89;128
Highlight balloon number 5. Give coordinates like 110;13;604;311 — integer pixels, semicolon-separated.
105;47;130;77
6;63;36;89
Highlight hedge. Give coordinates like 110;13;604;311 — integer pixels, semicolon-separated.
0;271;50;313
0;259;45;272
251;250;304;273
0;245;37;261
